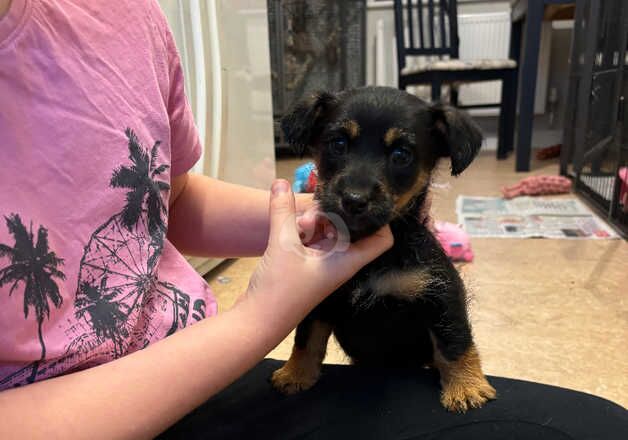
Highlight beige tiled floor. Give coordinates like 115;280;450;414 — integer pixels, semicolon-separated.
207;153;628;407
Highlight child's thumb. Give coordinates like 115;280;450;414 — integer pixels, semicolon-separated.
268;179;298;246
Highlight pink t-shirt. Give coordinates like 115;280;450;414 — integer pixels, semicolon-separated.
0;0;217;389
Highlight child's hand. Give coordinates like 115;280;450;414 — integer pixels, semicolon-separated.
242;179;393;318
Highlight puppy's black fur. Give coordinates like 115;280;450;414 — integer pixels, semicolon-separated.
273;87;494;412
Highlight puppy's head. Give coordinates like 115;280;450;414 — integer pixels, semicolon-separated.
282;86;482;240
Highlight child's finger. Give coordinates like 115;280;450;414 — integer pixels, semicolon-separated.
297;208;337;245
297;206;318;242
295;193;318;213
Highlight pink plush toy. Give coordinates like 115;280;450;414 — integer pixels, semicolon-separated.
434;221;474;262
619;167;628;212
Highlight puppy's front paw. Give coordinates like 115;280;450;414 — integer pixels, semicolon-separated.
440;376;496;413
271;365;319;395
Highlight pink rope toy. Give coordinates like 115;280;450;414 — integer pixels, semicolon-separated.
502;175;571;199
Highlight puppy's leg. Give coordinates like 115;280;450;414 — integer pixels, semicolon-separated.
429;312;496;412
432;339;496;412
271;318;332;395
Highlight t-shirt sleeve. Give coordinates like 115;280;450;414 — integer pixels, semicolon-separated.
153;3;202;177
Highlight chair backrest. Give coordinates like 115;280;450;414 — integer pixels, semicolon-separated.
393;0;460;71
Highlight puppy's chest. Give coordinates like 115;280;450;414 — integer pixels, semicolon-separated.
325;225;445;310
339;254;434;309
342;230;451;307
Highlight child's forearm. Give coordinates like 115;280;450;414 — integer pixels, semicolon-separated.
167;173;313;257
0;295;303;440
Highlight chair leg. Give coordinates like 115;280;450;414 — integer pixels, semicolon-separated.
451;85;459;107
504;70;517;155
497;71;517;160
431;80;442;103
497;79;509;159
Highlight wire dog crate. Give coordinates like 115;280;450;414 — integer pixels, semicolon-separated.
561;0;628;236
267;0;366;153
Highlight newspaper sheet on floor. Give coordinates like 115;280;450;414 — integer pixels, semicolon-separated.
456;196;619;239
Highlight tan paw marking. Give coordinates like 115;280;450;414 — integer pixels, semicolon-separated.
432;340;497;413
440;376;497;413
271;321;331;395
271;364;319;395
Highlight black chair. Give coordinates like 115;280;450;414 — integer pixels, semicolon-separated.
393;0;518;159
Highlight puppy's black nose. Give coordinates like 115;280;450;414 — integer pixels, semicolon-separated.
342;191;369;214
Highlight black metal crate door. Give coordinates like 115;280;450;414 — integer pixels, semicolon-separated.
564;0;628;235
267;0;366;152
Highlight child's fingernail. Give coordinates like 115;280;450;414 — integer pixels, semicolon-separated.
272;179;289;195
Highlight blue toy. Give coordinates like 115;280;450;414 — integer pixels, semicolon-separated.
292;162;316;193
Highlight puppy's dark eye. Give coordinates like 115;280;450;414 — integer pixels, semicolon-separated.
390;147;413;167
329;138;348;156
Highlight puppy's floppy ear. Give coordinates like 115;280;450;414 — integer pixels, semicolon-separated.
281;91;338;155
429;104;483;176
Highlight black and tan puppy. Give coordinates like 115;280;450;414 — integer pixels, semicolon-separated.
271;86;495;412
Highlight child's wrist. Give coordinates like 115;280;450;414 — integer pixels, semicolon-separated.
233;287;310;336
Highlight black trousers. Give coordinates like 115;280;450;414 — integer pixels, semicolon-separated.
160;359;628;440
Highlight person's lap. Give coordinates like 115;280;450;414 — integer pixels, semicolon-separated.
160;359;628;440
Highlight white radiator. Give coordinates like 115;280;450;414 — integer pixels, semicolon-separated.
457;12;511;109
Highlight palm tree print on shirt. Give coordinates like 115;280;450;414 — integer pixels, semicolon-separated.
72;128;200;362
110;128;170;268
75;277;129;357
0;214;66;383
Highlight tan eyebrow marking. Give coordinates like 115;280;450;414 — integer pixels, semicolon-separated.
342;120;361;139
384;127;403;146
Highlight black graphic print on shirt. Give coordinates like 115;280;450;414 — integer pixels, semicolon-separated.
0;214;66;384
0;128;206;388
71;128;202;359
